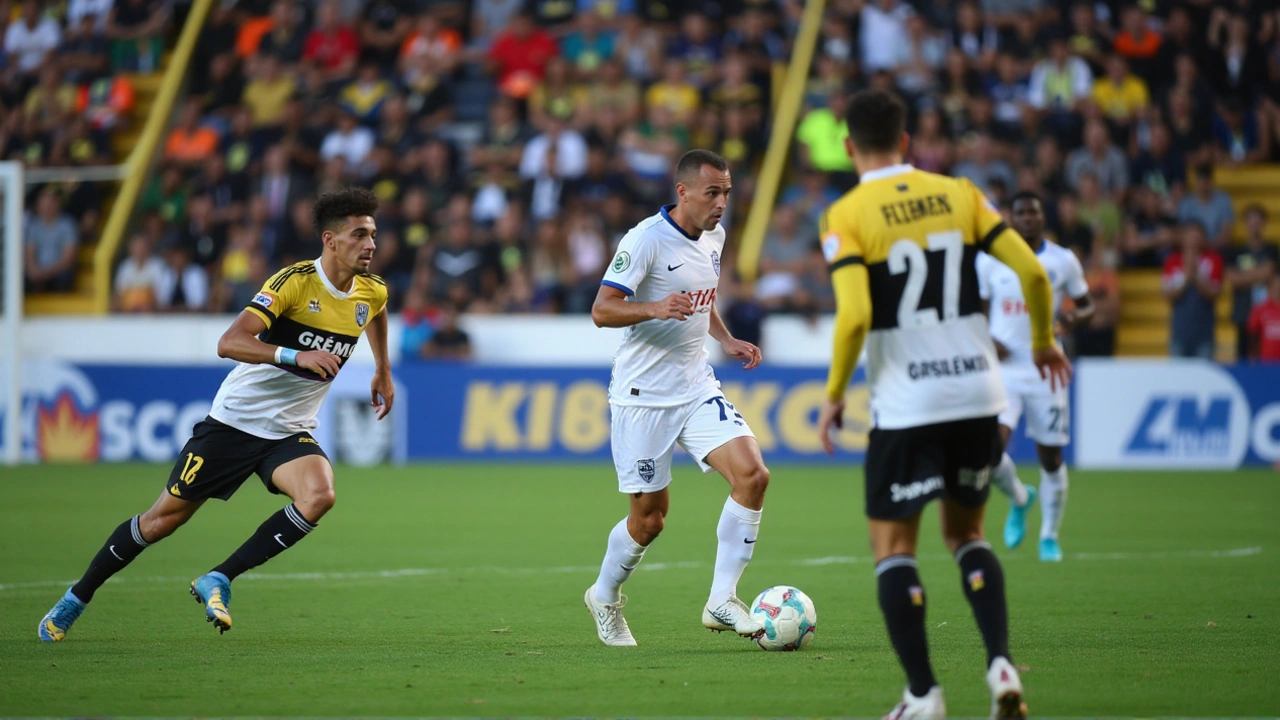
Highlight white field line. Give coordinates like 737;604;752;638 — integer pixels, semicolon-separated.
0;547;1262;593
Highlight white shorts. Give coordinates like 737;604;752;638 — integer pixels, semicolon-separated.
998;363;1070;447
610;394;756;493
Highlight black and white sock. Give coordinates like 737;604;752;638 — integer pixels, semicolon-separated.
212;504;316;581
956;539;1011;665
876;555;937;698
70;516;150;603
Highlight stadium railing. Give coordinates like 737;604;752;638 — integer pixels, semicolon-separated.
91;0;217;315
735;0;827;283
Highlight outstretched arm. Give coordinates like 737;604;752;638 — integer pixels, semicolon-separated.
591;284;693;328
217;311;342;378
710;304;762;369
367;308;394;420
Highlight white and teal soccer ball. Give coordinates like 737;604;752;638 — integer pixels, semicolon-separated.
749;585;816;651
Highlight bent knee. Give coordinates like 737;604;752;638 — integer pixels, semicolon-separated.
296;485;336;520
139;511;185;542
633;510;665;543
942;530;985;556
737;463;770;497
1038;447;1064;472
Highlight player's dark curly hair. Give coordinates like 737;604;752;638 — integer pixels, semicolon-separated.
313;186;380;237
845;89;906;154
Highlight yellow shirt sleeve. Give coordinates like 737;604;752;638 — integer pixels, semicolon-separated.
245;265;301;328
968;180;1054;351
821;207;872;402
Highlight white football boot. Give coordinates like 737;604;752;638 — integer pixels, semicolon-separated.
702;595;764;637
883;686;946;720
584;585;637;647
986;657;1028;719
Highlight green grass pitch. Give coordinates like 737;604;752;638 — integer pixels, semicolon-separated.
0;463;1277;717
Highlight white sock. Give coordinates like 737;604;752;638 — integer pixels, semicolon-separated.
594;518;647;604
708;496;762;606
1039;465;1068;540
991;452;1029;507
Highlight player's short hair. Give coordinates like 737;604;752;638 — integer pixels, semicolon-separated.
1010;190;1043;208
674;149;729;186
313;186;380;237
845;90;906;154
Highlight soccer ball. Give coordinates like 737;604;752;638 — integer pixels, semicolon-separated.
749;586;816;651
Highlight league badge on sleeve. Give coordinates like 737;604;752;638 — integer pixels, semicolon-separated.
252;292;275;308
822;232;842;262
355;302;370;327
612;251;631;273
711;250;721;277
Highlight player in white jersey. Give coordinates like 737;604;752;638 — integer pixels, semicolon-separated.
583;149;770;647
977;191;1093;562
38;188;394;642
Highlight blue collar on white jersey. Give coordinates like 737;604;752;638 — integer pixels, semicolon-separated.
1034;238;1048;255
660;204;701;241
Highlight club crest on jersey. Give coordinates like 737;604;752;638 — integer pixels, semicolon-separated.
636;458;656;483
253;292;274;308
308;299;321;313
355;302;370;327
612;251;631;273
711;250;721;277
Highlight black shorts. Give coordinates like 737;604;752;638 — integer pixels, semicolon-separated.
863;415;1001;520
165;417;329;502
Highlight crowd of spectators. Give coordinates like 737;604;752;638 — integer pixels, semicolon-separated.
5;0;173;294
19;0;1279;363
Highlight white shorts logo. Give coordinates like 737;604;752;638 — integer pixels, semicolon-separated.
253;292;274;308
636;458;656;483
890;476;945;503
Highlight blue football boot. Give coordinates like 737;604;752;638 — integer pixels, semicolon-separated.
1039;537;1063;563
1003;486;1038;550
190;572;232;633
38;588;86;642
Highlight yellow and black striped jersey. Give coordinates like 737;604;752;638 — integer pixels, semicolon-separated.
209;259;389;439
821;164;1039;429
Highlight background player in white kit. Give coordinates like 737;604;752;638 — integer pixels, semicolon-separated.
977;191;1093;562
584;150;770;647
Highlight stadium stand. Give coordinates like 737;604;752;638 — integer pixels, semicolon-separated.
12;0;1280;363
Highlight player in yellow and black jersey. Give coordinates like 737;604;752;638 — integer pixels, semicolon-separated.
38;188;394;642
814;91;1072;718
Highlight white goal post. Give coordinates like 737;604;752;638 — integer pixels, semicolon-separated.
2;160;25;465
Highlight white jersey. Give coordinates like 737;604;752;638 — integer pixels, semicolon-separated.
977;239;1088;366
602;206;726;408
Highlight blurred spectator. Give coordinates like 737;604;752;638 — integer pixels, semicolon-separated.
77;71;135;132
156;242;209;312
422;305;473;359
587;58;641;126
164;98;219;167
986;53;1028;141
360;0;413;71
563;209;608;312
1129;121;1185;201
520;117;587;181
1162;221;1222;359
24;66;77;133
303;1;359;83
470;0;524;46
561;9;614;79
215;224;268;312
950;0;999;73
796;91;854;181
339;62;395;125
1165;88;1212;167
1247;275;1280;362
1066;119;1127;199
1177;165;1235;249
614;12;661;82
1075;171;1120;261
59;13;111;85
1225;205;1278;361
1027;33;1092;137
488;11;558;98
668;12;719;89
1091;53;1148;128
242;54;296;128
1212;97;1271;166
24;189;80;294
755;205;809;311
779;169;839;238
1111;4;1161;82
255;0;306;64
428;197;484;303
530;56;588;131
1066;1;1108;74
861;0;913;73
645;59;700;126
1120;185;1176;268
320;109;375;171
954;132;1014;198
256;145;309;229
6;1;62;76
68;0;116;33
1072;243;1119;357
113;232;166;312
165;193;226;268
106;0;167;73
1206;9;1264;106
893;14;946;101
